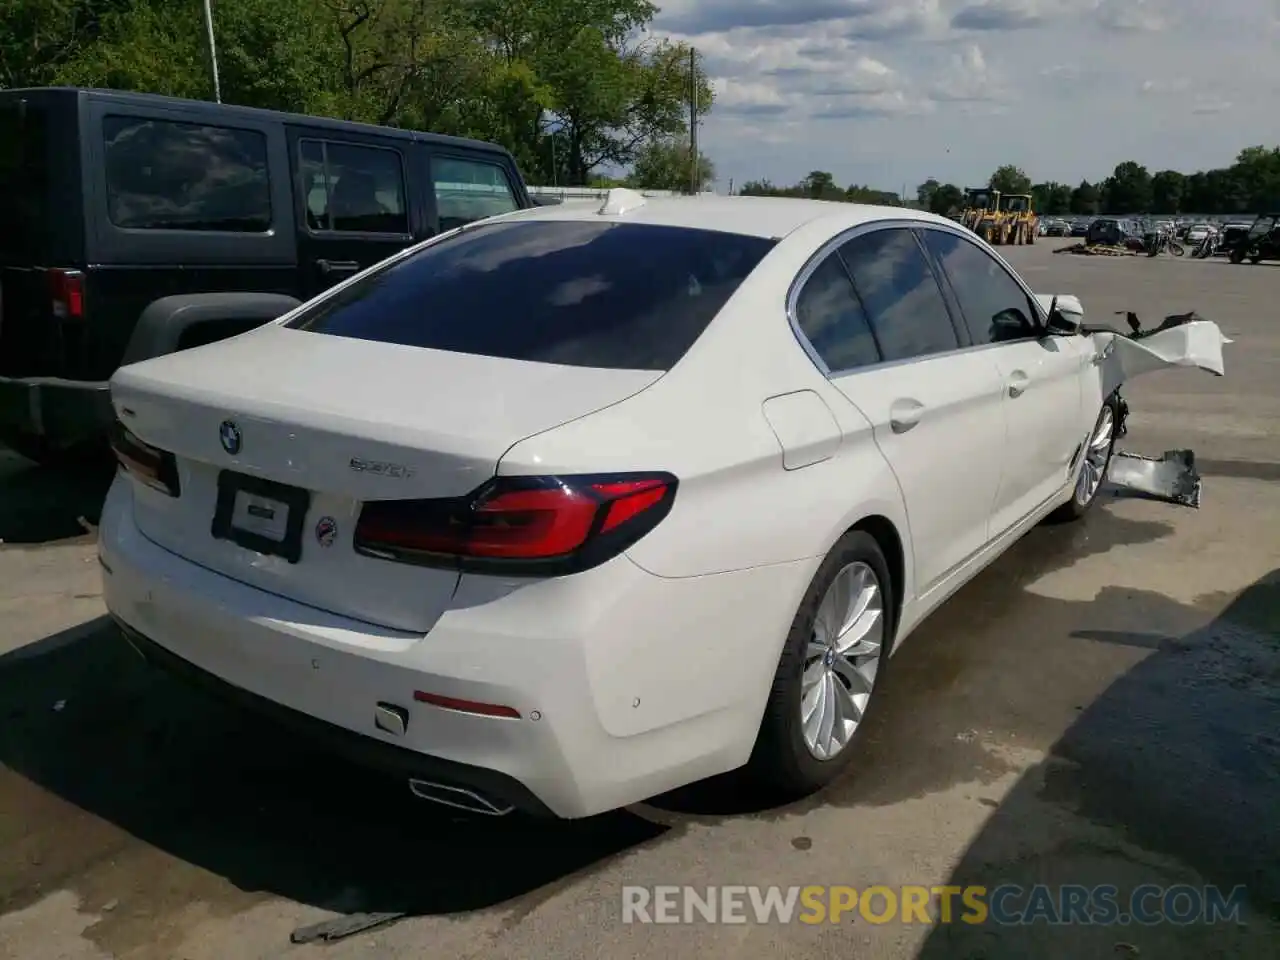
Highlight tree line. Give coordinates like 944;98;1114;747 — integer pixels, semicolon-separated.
738;171;904;205
1;0;714;190
918;149;1280;218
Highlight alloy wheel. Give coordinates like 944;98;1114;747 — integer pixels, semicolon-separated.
1075;405;1115;505
800;561;885;760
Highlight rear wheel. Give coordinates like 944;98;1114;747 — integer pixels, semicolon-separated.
1250;254;1263;264
1170;241;1185;257
1229;247;1246;264
1050;399;1118;522
746;530;894;801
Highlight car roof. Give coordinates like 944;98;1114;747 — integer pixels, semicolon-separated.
1;86;512;157
491;193;953;240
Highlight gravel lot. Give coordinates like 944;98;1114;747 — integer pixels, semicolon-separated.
1;238;1278;960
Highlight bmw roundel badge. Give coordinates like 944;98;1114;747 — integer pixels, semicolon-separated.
315;516;338;547
219;420;242;455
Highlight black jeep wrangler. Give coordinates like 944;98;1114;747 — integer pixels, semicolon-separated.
0;87;533;464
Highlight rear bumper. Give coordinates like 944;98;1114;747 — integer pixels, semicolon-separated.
98;475;815;819
0;375;113;448
114;618;556;817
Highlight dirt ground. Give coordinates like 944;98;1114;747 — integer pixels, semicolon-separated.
1;239;1278;959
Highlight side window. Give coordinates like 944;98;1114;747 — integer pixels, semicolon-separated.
838;229;959;363
298;139;408;235
794;255;881;372
102;116;270;232
431;156;519;231
921;230;1039;345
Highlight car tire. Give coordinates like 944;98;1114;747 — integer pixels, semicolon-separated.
745;529;896;803
1050;397;1119;522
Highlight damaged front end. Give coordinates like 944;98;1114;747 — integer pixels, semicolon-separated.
1038;300;1232;508
1098;310;1228;507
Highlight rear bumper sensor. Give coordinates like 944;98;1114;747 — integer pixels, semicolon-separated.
113;618;555;818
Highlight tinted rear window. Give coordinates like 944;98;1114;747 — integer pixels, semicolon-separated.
0;102;50;259
287;220;776;370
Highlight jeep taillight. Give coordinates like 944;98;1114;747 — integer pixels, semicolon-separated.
48;268;85;320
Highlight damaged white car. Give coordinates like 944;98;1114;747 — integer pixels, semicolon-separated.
98;193;1229;819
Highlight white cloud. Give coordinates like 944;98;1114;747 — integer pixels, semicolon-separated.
644;0;1280;191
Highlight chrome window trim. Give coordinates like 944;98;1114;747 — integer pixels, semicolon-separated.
785;218;1050;380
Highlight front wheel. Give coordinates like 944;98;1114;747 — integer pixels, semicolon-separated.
1170;242;1185;257
1050;399;1118;522
1229;247;1246;264
1250;254;1263;264
746;530;894;801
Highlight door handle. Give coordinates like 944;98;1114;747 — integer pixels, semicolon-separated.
889;398;925;433
1007;372;1030;398
317;259;360;277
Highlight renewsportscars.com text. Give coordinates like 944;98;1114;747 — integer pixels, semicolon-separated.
621;884;1248;926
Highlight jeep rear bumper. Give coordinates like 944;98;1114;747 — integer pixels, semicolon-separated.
0;375;114;450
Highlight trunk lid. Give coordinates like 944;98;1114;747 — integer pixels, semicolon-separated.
110;324;662;633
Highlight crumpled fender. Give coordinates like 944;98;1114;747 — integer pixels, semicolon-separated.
1093;321;1231;395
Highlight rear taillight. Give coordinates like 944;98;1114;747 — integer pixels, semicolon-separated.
354;473;678;574
110;422;181;497
48;269;85;320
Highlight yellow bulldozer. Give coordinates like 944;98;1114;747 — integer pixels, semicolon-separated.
960;189;1039;245
960;188;1000;239
998;194;1038;245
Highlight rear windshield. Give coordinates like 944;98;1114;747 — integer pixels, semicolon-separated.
0;101;50;260
286;219;777;370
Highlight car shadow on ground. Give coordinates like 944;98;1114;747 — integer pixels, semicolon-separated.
0;453;115;545
0;620;668;930
915;568;1280;958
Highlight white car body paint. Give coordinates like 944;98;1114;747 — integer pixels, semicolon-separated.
99;194;1230;818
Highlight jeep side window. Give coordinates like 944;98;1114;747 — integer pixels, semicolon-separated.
102;116;270;232
298;139;408;235
431;156;519;232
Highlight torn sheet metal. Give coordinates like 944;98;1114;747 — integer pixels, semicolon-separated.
1095;320;1232;396
1107;449;1202;508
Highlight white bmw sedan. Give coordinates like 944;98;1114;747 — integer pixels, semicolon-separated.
98;192;1162;818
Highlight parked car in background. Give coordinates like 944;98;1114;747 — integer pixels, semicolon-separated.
101;192;1196;819
1041;218;1071;237
0;87;534;465
1086;217;1139;247
1070;220;1090;237
1227;212;1280;264
1216;221;1253;255
1184;222;1216;245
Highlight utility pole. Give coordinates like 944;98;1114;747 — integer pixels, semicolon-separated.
688;47;698;195
203;0;222;103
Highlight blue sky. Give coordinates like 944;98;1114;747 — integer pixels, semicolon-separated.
648;0;1280;193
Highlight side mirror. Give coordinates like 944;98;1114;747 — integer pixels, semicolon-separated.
1039;293;1084;335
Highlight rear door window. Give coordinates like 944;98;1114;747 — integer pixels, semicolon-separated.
102;116;270;232
838;229;960;362
0;101;50;260
431;155;519;231
793;254;881;371
287;220;776;370
298;139;408;235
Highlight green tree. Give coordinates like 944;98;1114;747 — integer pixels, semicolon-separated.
916;178;940;209
1150;170;1185;215
989;164;1031;195
803;170;840;200
1101;161;1152;214
1031;181;1072;215
930;183;964;215
1070;179;1099;215
628;137;714;192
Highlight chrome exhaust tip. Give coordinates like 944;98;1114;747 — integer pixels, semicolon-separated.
407;778;515;817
